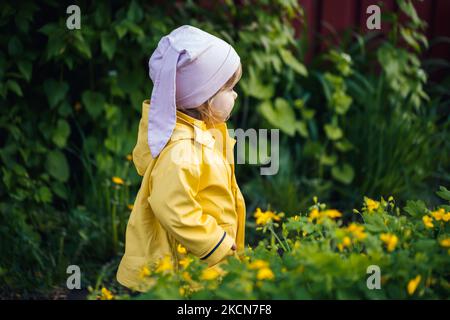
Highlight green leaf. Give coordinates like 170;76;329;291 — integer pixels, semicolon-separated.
101;32;117;60
6;80;23;96
404;200;427;218
240;66;274;100
37;186;53;203
259;98;297;136
335;139;354;152
127;0;143;22
295;121;309;138
73;33;92;58
53;182;68;200
52;119;71;148
436;186;450;202
46;150;69;182
331;90;352;114
17;60;32;82
320;153;337;166
8;36;23;56
43;79;68;108
82;91;105;119
324;124;343;140
331;163;354;184
279;48;308;76
364;214;387;233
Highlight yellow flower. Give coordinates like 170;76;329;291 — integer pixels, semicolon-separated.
443;212;450;222
365;198;380;213
407;275;421;295
127;204;134;211
422;215;434;228
337;236;351;252
293;215;300;221
345;223;367;240
182;271;192;282
112;176;124;185
178;257;193;269
139;266;151;278
257;267;274;280
179;287;185;296
155;255;173;273
342;236;351;247
200;268;221;281
308;208;321;223
254;208;281;225
248;259;269;270
100;287;114;300
126;154;133;161
177;244;187;255
431;208;445;221
322;209;343;219
181;271;192;282
439;238;450;248
380;233;398;252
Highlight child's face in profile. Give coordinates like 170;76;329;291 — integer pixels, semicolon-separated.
209;86;238;123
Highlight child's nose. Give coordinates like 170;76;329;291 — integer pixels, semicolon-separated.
232;90;238;99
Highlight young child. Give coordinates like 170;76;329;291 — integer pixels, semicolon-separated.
117;25;246;292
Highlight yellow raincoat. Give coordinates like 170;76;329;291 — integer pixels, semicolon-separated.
116;100;246;291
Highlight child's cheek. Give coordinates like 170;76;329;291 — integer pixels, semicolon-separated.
211;93;234;119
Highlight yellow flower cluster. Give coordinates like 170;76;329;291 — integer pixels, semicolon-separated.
155;255;173;273
364;198;380;213
440;238;450;248
337;223;367;251
380;233;399;252
423;208;450;229
200;267;224;281
254;208;282;225
430;208;450;222
345;223;367;240
100;287;114;300
248;259;274;280
308;208;342;224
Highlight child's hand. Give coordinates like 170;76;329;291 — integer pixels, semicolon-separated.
231;243;236;251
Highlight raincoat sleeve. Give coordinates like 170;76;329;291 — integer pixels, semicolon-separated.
148;143;235;267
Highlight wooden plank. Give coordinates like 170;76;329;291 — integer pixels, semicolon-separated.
430;0;450;59
321;0;357;35
297;0;317;62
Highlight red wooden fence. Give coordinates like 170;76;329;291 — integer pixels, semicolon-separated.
294;0;450;62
